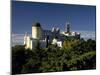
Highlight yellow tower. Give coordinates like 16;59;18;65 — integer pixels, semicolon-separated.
32;22;42;39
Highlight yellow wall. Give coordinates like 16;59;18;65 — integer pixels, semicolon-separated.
32;26;41;39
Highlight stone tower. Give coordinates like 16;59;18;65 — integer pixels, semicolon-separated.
32;22;42;39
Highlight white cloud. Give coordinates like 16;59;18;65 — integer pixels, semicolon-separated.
11;34;31;46
11;31;95;46
79;31;95;40
11;34;24;46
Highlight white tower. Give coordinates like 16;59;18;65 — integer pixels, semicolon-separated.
24;32;28;45
32;22;42;39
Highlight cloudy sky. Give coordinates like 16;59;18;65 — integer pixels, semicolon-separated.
12;1;96;34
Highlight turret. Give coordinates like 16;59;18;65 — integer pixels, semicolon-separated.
24;32;28;45
65;23;71;33
56;27;60;33
32;22;42;39
52;27;56;32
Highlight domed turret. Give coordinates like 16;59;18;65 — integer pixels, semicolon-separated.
32;22;41;27
32;22;42;39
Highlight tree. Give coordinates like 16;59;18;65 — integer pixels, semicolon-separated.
12;45;33;74
12;39;96;74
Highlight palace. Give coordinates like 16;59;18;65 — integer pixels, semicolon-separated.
24;22;80;49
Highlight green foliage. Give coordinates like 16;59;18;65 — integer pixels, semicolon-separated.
67;51;96;70
12;39;96;74
12;45;33;74
62;39;80;49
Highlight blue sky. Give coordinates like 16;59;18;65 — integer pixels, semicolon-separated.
12;1;96;34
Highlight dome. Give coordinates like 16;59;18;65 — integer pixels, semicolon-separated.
32;22;41;27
